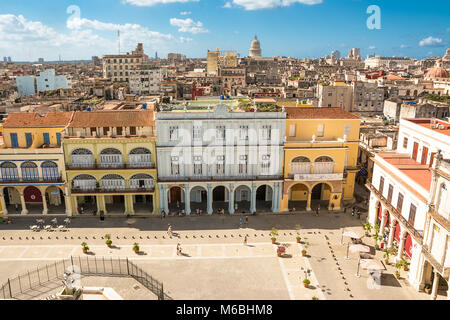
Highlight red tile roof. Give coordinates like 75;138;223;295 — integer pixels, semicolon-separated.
3;112;74;128
68;110;155;128
286;107;360;120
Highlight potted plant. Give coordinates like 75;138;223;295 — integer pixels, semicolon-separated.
303;279;311;288
302;249;307;257
400;259;409;271
424;284;431;294
364;222;372;236
105;234;112;247
395;263;402;279
132;243;140;254
383;249;391;265
270;227;278;244
81;242;89;254
277;246;286;257
296;236;301;243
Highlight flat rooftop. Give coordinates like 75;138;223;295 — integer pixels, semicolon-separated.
404;118;450;137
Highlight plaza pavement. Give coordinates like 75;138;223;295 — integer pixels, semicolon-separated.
0;209;446;300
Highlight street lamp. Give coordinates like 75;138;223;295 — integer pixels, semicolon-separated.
355;256;361;277
345;242;350;260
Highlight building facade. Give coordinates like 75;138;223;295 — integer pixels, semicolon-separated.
366;118;450;298
64;110;158;216
156;103;285;215
281;107;361;212
102;43;148;83
0;112;73;216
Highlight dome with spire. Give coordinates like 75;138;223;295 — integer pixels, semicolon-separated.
249;35;262;58
425;58;450;79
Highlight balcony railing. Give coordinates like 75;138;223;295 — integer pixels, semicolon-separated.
421;245;445;276
67;163;155;170
71;187;155;194
0;177;64;184
291;173;344;181
366;181;423;244
158;175;284;183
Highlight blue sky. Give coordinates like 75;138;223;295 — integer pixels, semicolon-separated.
0;0;449;61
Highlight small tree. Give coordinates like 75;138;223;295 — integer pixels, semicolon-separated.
81;242;89;253
105;234;112;247
270;227;278;237
133;243;140;253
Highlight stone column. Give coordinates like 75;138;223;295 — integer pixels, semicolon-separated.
20;194;28;215
271;183;277;212
184;184;191;215
306;191;312;211
207;184;213;215
430;270;440;300
250;183;256;213
64;195;72;216
164;185;169;213
228;184;235;214
380;211;387;235
96;195;103;214
395;229;407;262
42;196;48;215
387;220;397;249
0;194;8;215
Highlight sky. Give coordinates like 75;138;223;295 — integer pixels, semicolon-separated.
0;0;449;61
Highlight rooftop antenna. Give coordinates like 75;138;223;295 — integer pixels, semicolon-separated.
118;30;121;54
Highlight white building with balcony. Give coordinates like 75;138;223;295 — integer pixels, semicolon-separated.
155;103;286;215
367;118;450;299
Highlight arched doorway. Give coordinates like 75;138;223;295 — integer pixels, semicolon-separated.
45;186;65;214
256;185;273;212
235;185;251;213
168;186;184;212
24;186;43;214
190;186;207;214
99;148;123;168
213;186;228;213
3;187;21;213
289;183;309;211
311;183;331;209
129;148;152;167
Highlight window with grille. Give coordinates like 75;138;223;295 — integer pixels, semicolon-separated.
261;126;272;140
193;126;202;141
344;124;351;136
397;193;404;212
216;126;226;140
403;137;408;149
239;155;248;175
317;124;324;137
379;176;384;194
261;155;270;175
193;156;202;175
216;155;225;175
171;156;180;175
408;204;416;226
169;126;179;141
289;124;296;137
239;126;249;141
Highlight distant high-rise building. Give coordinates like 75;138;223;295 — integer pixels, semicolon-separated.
249;35;262;58
155;51;158;60
3;57;7;62
38;58;44;64
7;57;11;62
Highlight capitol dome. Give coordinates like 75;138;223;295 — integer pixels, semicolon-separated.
249;35;262;58
425;59;450;79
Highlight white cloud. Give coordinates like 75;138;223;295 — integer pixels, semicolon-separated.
180;11;191;15
179;36;193;43
123;0;199;6
230;0;322;10
223;2;233;8
368;45;376;50
400;44;409;49
170;18;208;34
419;36;443;47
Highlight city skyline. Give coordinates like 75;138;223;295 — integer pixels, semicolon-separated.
0;0;449;61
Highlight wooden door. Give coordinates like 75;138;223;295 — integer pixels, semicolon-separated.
412;142;419;161
429;152;436;167
170;187;181;203
421;146;428;165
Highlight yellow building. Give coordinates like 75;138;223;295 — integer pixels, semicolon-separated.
281;107;361;212
0;112;73;215
64;110;159;216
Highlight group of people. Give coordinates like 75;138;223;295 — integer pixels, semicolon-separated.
351;207;361;219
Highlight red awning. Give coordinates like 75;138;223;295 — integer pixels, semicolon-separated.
378;204;383;220
404;234;413;258
394;223;401;242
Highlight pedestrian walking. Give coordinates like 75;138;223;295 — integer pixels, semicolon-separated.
15;203;19;213
351;207;355;217
315;205;319;217
245;216;249;226
99;210;105;221
239;218;243;228
168;224;173;236
177;243;182;255
244;236;248;246
176;201;180;209
356;209;361;219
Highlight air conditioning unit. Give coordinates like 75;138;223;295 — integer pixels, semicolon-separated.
439;124;445;130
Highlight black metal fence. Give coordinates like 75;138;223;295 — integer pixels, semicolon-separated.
0;256;171;300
